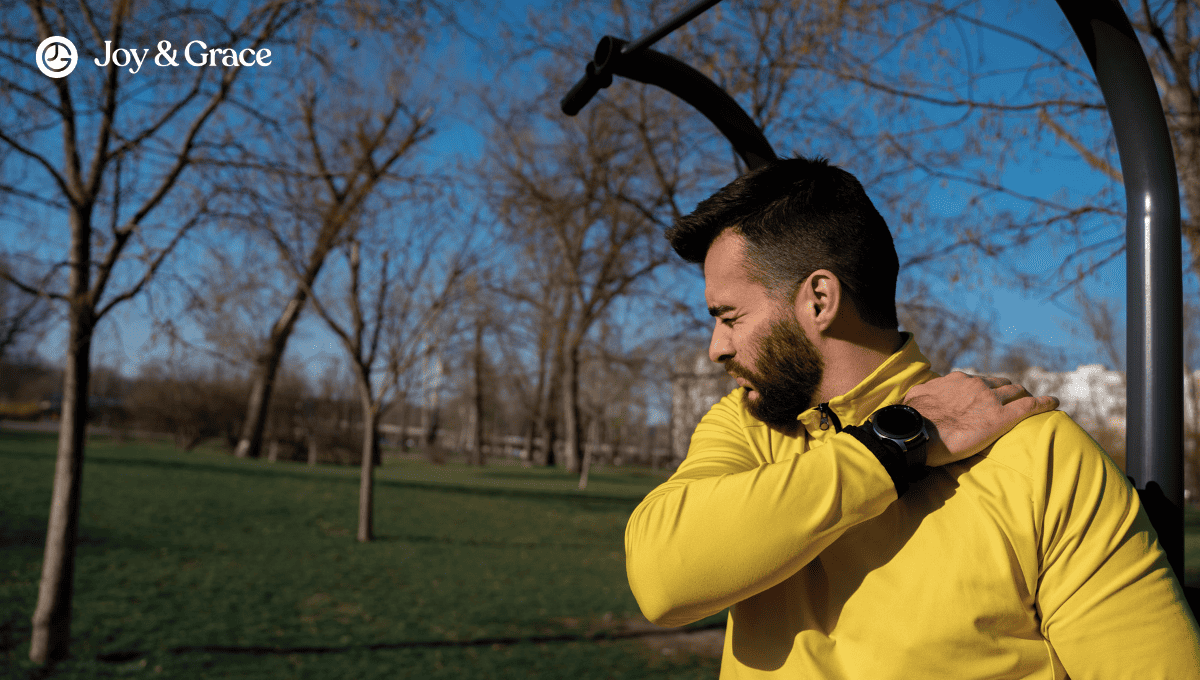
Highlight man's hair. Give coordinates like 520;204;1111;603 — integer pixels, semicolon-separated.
666;156;899;330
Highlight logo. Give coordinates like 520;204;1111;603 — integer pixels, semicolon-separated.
36;36;77;78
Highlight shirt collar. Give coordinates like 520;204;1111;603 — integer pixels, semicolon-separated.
795;332;936;435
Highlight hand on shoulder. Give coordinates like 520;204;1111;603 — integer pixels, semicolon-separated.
904;371;1060;468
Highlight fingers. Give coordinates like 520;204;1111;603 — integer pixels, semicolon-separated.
948;371;1011;385
992;383;1029;403
999;389;1060;416
975;374;1012;388
958;373;1057;412
1030;393;1060;412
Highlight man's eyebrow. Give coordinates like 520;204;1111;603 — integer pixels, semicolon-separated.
708;305;735;318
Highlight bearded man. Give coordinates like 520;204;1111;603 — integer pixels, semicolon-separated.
625;157;1200;678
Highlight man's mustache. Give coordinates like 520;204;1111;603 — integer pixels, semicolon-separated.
724;360;755;382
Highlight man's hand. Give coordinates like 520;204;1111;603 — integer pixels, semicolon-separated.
903;372;1059;468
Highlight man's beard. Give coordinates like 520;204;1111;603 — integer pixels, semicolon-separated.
725;313;824;430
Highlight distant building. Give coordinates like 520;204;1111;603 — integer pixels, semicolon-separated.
670;350;736;467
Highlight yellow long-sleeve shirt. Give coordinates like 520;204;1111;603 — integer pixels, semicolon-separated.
626;335;1200;678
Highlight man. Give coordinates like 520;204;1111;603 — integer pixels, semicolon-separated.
625;157;1200;678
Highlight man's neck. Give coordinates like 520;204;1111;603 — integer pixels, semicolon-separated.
811;329;905;406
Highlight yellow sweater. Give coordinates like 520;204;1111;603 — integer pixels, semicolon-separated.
626;335;1200;678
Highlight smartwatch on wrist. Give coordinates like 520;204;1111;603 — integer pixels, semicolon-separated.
845;403;929;496
870;403;929;470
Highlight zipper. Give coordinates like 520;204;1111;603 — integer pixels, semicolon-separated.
816;402;842;433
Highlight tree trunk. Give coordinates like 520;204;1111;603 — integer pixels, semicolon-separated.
468;320;485;466
562;339;582;474
358;396;378;543
397;397;410;451
234;293;306;458
520;420;535;463
30;210;93;664
537;294;572;468
307;435;319;466
541;392;559;468
645;424;659;470
609;419;621;466
578;416;599;490
422;386;441;463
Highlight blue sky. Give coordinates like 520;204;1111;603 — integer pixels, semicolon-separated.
5;0;1181;381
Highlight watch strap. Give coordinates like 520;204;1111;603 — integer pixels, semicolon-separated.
844;424;910;497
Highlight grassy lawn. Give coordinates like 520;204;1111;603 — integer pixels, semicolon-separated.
0;430;722;679
5;429;1198;679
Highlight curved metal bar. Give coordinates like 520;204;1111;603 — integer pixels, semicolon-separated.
604;39;777;170
1055;0;1184;575
560;0;725;115
562;35;776;170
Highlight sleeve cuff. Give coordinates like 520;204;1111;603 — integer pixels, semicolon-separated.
843;425;909;497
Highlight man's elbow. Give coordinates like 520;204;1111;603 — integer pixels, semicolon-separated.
628;576;694;628
625;546;705;628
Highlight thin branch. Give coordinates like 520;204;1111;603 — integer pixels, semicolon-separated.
1037;109;1122;183
95;206;206;319
0;127;73;204
0;268;66;302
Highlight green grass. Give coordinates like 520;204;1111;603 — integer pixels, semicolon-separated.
0;431;722;679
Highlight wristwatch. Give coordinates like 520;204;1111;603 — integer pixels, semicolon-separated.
845;404;929;496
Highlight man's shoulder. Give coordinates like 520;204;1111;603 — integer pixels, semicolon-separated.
974;410;1110;480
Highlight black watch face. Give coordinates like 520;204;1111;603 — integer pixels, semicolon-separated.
873;405;922;439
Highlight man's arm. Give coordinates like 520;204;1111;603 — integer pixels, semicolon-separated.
1031;413;1200;677
625;372;1058;627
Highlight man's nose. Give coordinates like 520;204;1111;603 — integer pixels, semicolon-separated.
709;325;733;363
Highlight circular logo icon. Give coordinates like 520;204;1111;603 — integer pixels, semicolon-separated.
36;36;77;78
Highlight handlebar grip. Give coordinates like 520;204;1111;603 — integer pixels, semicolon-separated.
560;63;612;115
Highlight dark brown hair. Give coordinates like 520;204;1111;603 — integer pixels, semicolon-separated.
665;156;899;329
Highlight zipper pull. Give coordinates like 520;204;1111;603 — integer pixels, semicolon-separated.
816;403;842;432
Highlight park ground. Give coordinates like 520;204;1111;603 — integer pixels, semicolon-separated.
1;429;1197;679
0;430;723;679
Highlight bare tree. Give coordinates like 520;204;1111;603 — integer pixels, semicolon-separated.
126;358;250;450
224;45;439;460
302;215;469;541
484;72;703;475
0;0;333;662
461;288;493;467
576;322;657;488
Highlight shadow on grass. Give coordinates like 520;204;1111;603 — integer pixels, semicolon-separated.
94;621;727;662
374;532;604;550
0;504;151;553
479;468;668;486
0;446;645;510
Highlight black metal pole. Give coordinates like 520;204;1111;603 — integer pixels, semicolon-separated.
621;0;724;57
1055;0;1184;578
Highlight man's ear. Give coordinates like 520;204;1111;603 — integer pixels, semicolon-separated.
793;269;841;333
